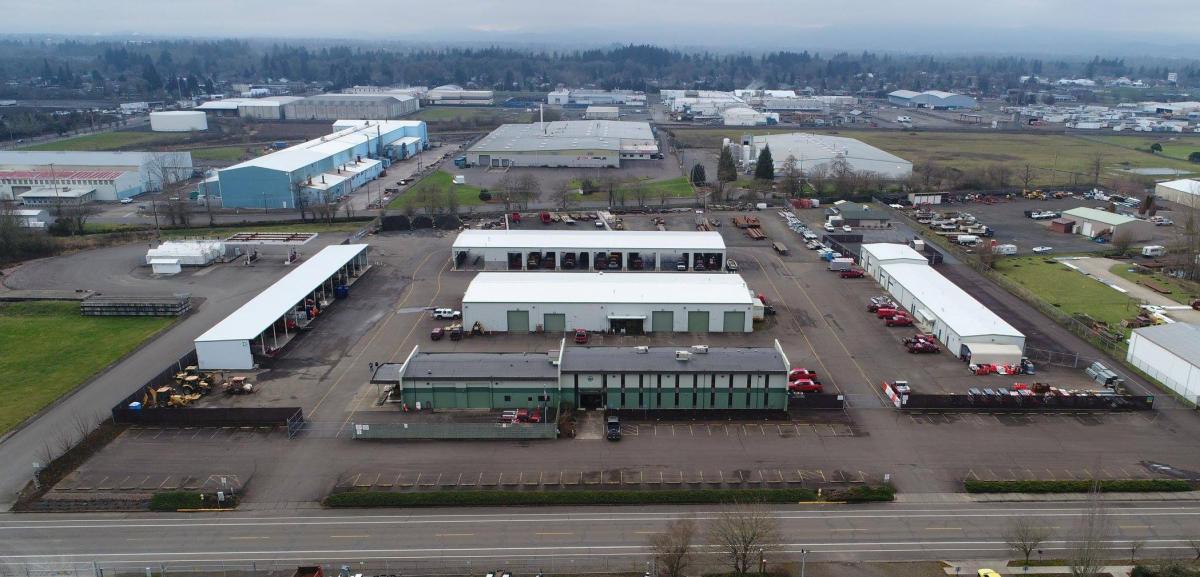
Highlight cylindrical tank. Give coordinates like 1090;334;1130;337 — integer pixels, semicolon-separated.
150;111;208;132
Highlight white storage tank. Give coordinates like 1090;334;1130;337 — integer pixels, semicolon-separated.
150;111;208;132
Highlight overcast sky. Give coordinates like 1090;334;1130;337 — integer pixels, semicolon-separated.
6;0;1198;54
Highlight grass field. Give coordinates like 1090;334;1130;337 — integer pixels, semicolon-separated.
619;176;694;198
22;131;190;151
160;220;368;239
1088;134;1200;163
412;108;503;122
1109;262;1200;305
189;146;253;162
0;302;173;435
670;129;1200;185
387;170;484;209
994;256;1140;329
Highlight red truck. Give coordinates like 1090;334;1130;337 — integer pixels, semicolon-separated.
540;211;552;224
885;313;914;327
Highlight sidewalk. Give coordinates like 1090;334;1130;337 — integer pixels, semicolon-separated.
944;560;1135;577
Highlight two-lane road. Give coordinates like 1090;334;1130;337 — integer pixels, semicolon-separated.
2;502;1198;571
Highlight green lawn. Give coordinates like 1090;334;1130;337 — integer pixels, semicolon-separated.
994;256;1140;330
160;220;368;239
670;129;1200;185
189;146;253;162
0;302;173;434
387;170;484;209
412;107;501;122
619;176;695;198
22;131;190;151
1109;262;1200;305
1088;134;1200;163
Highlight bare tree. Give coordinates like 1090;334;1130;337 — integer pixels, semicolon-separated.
1004;517;1052;567
650;518;697;577
443;186;461;215
495;173;517;211
778;155;802;197
1090;153;1105;186
415;183;443;215
515;173;540;209
631;181;650;207
990;164;1014;190
1021;163;1036;191
1111;229;1134;255
707;502;780;577
549;179;576;211
807;165;828;196
1067;485;1111;577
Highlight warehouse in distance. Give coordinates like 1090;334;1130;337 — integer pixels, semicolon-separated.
465;120;660;168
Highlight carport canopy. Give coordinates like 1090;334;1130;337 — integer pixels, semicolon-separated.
964;342;1024;366
194;244;369;369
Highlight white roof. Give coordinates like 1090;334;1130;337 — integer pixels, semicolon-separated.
881;262;1024;339
1062;207;1140;226
19;187;95;198
464;272;754;305
861;243;927;263
453;230;726;251
195;244;368;343
889;90;920;99
1157;179;1199;195
226;120;422;173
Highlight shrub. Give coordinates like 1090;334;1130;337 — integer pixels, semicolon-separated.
326;488;819;508
150;492;205;511
478;190;492;201
1189;151;1200;163
837;485;896;503
963;479;1193;494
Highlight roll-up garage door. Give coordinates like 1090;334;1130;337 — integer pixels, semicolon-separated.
651;311;674;332
506;310;530;333
543;313;566;333
687;310;710;333
722;311;746;332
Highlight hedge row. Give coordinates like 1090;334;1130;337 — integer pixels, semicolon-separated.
964;479;1194;494
149;492;205;511
836;485;896;503
326;488;822;508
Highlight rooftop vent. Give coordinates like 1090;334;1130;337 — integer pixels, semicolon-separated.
634;346;649;354
691;345;709;354
675;350;692;361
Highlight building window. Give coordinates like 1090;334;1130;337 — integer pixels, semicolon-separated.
503;395;511;402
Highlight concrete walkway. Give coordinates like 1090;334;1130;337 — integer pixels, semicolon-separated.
944;560;1135;576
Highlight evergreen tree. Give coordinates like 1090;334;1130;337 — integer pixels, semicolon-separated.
754;145;775;181
717;146;738;184
690;163;707;186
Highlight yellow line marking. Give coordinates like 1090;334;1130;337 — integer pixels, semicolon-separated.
535;532;574;536
229;536;271;540
330;535;371;538
435;533;475;537
925;527;962;531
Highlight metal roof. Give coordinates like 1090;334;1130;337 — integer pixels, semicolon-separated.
861;243;926;262
388;352;560;382
470;120;656;154
1062;207;1141;226
0;169;128;180
302;94;414;103
195;244;368;343
1157;179;1199;196
0;150;190;169
749;132;912;179
561;346;787;374
463;272;753;305
838;206;891;221
223;120;421;173
454;230;726;251
1132;323;1200;365
19;187;95;198
889;90;920;99
880;262;1024;339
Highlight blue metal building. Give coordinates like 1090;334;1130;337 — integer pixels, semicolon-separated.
215;120;428;209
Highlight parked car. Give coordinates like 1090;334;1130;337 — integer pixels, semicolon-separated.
1032;246;1054;254
788;379;823;393
789;368;819;381
432;308;461;319
867;296;896;312
606;416;622;441
119;197;133;204
676;262;688;271
885;314;914;327
823;222;835;232
574;329;589;344
842;225;852;233
840;268;865;278
430;327;445;341
725;259;739;272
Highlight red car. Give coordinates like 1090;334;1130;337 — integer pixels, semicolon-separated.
789;368;819;382
574;329;589;344
788;379;824;393
885;314;914;327
840;268;865;278
875;307;899;318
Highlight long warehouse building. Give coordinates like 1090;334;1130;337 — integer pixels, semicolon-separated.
374;341;791;411
452;229;727;271
1126;323;1200;405
735;132;912;180
860;243;1025;364
465;120;659;168
0;150;193;202
194;244;371;370
215;119;427;209
462;272;757;334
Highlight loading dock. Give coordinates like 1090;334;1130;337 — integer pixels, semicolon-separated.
452;230;726;272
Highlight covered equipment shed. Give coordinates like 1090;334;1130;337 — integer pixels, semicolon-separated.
452;229;727;272
462;272;756;334
194;244;371;369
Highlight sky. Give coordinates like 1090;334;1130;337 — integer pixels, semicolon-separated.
5;0;1199;55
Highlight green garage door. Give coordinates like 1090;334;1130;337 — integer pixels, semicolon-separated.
543;313;566;333
722;311;746;332
687;310;710;333
651;311;674;332
506;310;530;333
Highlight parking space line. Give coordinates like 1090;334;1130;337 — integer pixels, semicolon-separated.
965;469;979;481
1062;469;1076;480
1082;468;1094;479
413;473;422;487
1045;468;1056;480
399;473;415;488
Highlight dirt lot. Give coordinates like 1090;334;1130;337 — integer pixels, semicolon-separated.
41;215;1200;507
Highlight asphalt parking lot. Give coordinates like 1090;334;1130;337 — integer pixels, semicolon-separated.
31;210;1200;507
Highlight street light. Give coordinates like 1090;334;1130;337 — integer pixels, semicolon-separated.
799;549;809;577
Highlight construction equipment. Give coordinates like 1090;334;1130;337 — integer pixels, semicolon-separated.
222;376;254;395
167;393;201;408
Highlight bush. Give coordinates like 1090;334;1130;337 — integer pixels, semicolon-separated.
836;485;896;503
478;190;492;201
1189;151;1200;163
964;479;1193;494
150;492;205;511
326;488;819;508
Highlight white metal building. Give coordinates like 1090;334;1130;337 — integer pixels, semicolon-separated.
146;240;224;266
1061;207;1156;241
864;255;1025;364
466;120;659;168
738;132;912;179
194;244;371;369
423;85;494;106
12;208;51;229
150;111;208;132
452;230;726;271
722;107;777;126
283;94;419;121
0;151;193;201
1127;323;1200;405
888;90;979;109
462;272;756;334
584;106;620;120
1154;179;1200;206
859;243;929;279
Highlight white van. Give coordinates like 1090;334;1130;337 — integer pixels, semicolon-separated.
1141;245;1166;258
992;244;1018;256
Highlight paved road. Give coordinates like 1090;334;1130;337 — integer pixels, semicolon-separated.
1;502;1198;572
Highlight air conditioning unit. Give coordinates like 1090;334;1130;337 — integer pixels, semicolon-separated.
675;351;692;361
691;345;710;354
634;346;649;354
